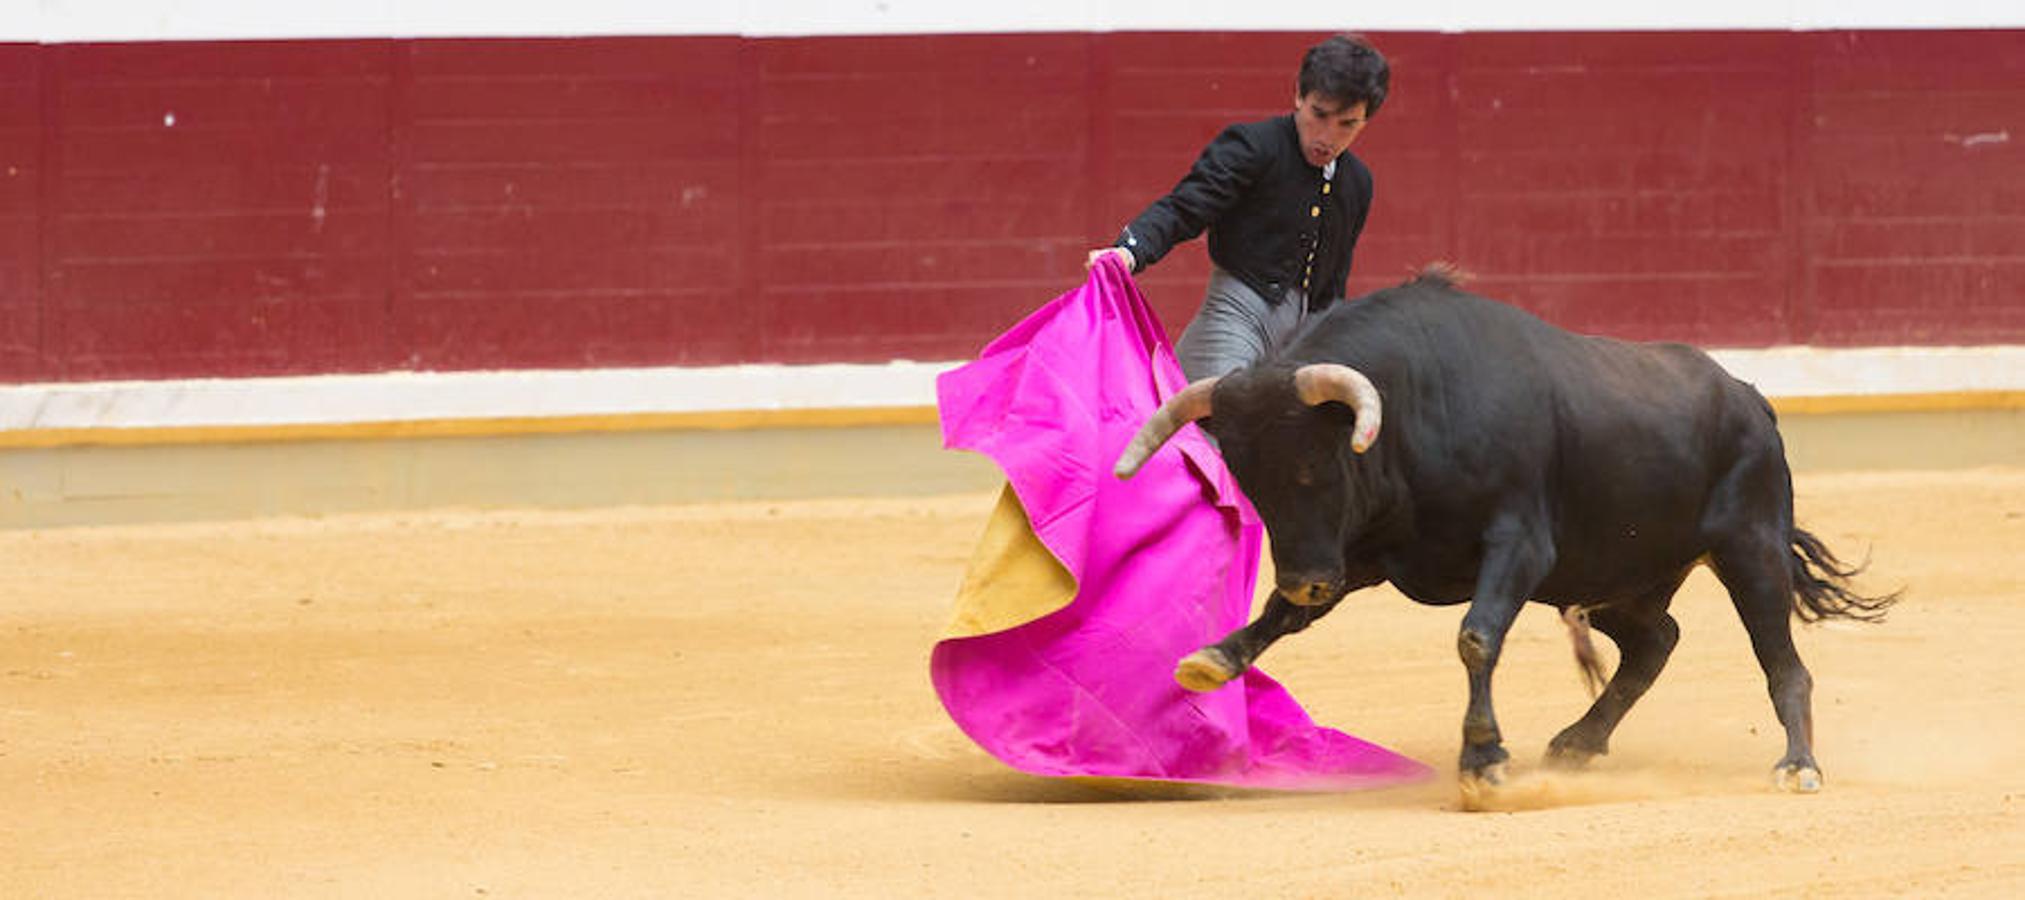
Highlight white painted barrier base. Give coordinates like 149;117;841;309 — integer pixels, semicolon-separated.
0;346;2020;447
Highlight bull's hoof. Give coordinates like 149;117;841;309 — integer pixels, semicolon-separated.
1774;764;1823;794
1174;648;1239;693
1457;762;1509;812
1542;745;1595;770
1544;728;1606;769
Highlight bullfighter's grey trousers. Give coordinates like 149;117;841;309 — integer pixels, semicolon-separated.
1174;268;1314;383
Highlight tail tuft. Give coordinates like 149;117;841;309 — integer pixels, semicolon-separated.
1561;605;1608;698
1789;528;1901;623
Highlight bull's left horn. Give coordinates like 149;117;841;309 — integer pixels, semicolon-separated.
1293;364;1383;453
1114;376;1220;478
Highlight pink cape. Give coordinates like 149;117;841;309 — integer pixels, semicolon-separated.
932;257;1429;789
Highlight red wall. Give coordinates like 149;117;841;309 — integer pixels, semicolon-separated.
0;46;40;381
0;30;2018;382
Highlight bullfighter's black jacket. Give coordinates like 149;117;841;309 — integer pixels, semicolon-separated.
1114;113;1372;311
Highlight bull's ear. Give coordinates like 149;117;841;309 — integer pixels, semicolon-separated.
1312;404;1363;441
1313;405;1354;425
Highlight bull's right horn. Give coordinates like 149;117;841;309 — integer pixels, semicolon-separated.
1293;364;1383;453
1113;376;1220;478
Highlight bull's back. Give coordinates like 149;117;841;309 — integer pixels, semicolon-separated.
1311;287;1728;483
1302;285;1778;600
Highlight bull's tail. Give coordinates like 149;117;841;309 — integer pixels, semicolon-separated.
1788;528;1900;623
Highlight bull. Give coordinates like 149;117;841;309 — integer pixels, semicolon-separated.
1114;267;1897;801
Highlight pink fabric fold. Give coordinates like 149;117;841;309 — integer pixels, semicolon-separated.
932;257;1429;789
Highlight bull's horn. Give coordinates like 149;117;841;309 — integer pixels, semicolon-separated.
1293;364;1383;453
1113;376;1220;478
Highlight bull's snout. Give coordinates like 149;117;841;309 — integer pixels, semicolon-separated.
1277;573;1341;607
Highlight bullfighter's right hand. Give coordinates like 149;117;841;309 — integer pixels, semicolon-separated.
1085;247;1134;272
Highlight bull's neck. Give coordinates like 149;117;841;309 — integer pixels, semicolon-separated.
1343;434;1410;555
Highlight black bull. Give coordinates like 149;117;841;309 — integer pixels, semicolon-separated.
1114;268;1897;797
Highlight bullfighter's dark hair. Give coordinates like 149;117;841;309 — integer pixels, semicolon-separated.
1298;34;1390;116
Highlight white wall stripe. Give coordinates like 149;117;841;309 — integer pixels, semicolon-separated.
0;362;949;431
1;348;2018;433
7;1;2020;43
1707;347;2025;399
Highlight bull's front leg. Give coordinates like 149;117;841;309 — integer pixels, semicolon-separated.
1174;589;1344;692
1456;517;1556;807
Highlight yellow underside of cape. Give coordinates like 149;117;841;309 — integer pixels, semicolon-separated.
943;483;1079;640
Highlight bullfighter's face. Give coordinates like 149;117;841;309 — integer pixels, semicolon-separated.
1293;94;1369;168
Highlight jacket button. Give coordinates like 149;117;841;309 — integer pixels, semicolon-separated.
1322;183;1332;195
1310;205;1321;218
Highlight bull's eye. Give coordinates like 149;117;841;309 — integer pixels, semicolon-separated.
1294;466;1316;488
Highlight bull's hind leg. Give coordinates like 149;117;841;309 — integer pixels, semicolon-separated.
1710;533;1822;792
1545;606;1683;767
1174;589;1341;692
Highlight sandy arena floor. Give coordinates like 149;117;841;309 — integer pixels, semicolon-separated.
3;468;2021;897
